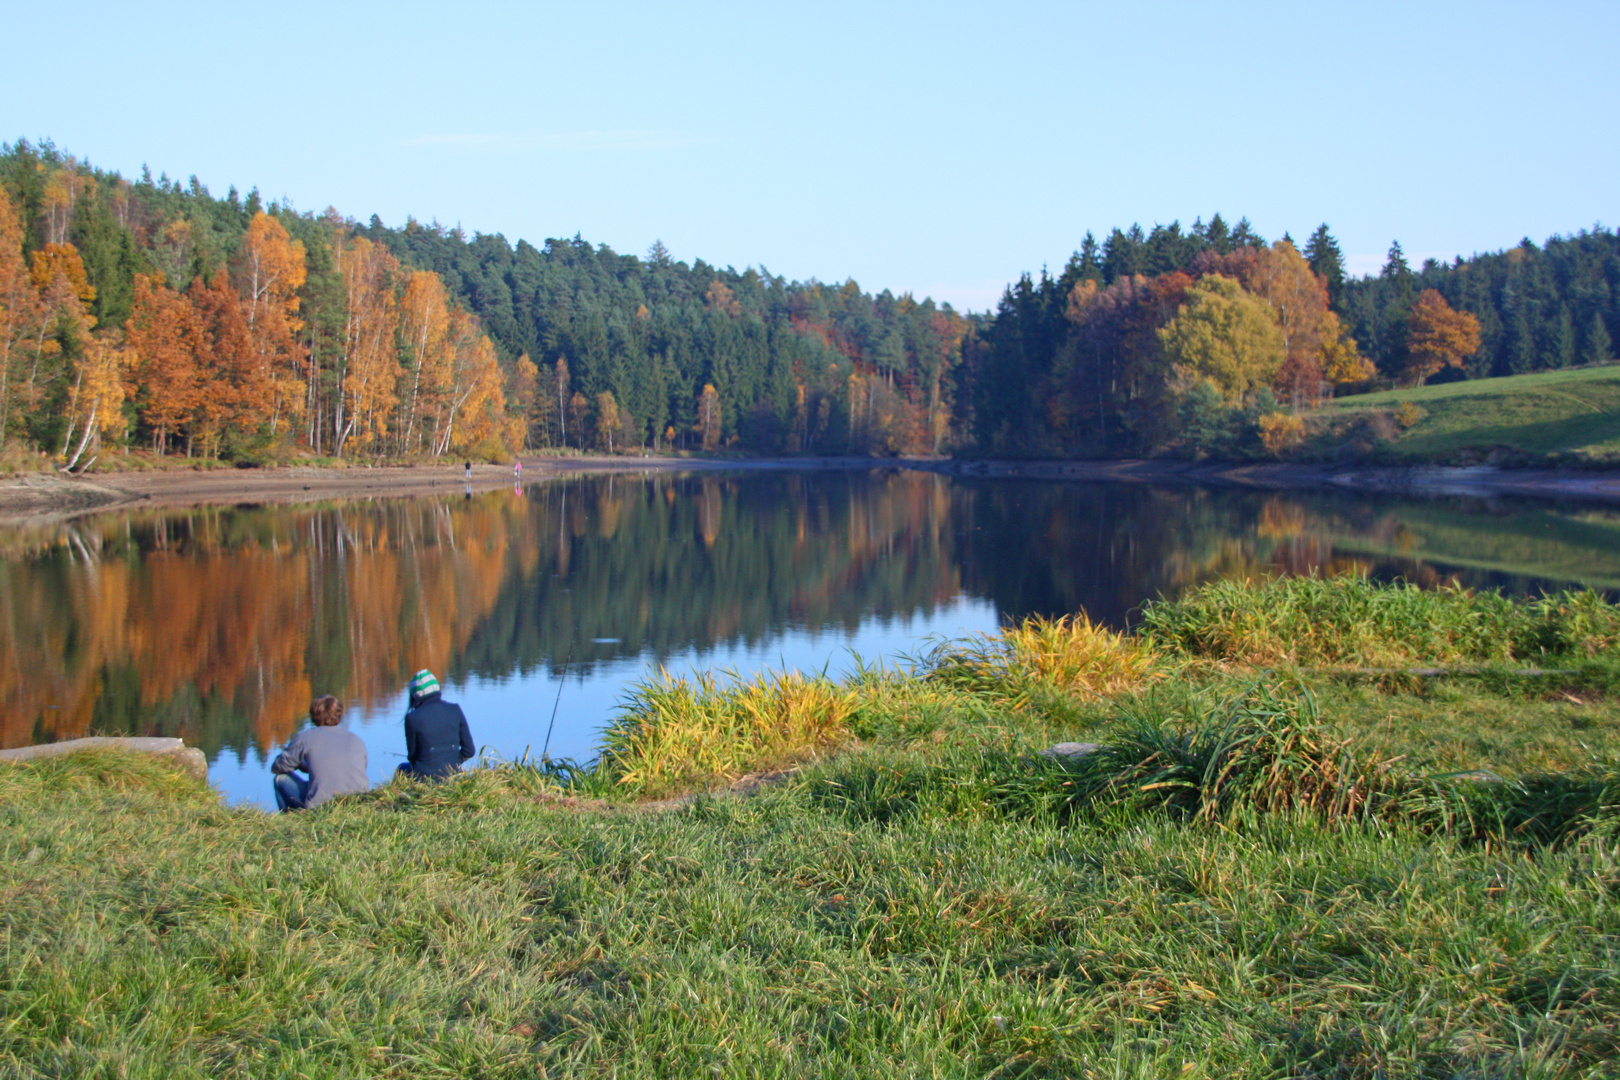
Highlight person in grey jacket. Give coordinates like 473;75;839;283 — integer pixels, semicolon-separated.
271;696;369;810
397;669;476;780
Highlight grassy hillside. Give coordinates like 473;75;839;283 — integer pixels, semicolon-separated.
4;579;1620;1077
1314;365;1620;464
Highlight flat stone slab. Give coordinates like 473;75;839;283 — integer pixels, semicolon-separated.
1040;742;1104;762
0;736;208;783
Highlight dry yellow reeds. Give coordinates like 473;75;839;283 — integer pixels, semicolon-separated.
924;613;1161;705
599;668;857;798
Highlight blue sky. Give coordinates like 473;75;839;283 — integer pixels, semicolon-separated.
6;1;1615;311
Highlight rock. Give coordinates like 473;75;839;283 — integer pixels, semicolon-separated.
0;736;209;783
1040;742;1103;762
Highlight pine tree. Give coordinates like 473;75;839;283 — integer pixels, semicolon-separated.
1304;224;1346;310
1585;312;1614;365
1076;232;1103;283
1382;241;1412;281
1548;304;1576;368
1229;217;1264;249
1507;307;1535;374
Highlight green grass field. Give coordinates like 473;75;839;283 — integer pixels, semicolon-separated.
4;579;1620;1078
1318;365;1620;462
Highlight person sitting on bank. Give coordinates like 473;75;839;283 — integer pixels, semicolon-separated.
271;695;369;811
398;669;476;780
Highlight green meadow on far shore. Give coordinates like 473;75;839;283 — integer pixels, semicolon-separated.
4;576;1619;1078
1317;365;1620;464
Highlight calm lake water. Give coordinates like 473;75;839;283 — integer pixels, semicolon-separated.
4;467;1619;807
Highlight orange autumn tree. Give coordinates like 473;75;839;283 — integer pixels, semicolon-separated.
0;188;34;449
128;274;204;454
234;212;308;437
1404;290;1481;385
190;271;271;456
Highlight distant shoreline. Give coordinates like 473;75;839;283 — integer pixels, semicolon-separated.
904;457;1620;504
3;454;1620;525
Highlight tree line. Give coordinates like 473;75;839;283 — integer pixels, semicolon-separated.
0;139;970;465
962;214;1614;457
4;138;1616;466
0;142;519;467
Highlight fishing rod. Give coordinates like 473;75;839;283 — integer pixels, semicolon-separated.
540;641;573;762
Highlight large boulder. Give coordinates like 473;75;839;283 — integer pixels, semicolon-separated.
0;736;208;783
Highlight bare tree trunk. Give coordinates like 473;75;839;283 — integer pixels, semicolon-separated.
65;400;98;471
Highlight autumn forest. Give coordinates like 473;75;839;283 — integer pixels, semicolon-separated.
2;138;1618;467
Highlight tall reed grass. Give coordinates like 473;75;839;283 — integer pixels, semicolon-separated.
999;676;1386;824
809;673;1620;848
1140;573;1620;667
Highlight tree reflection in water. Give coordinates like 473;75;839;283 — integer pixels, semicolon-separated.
3;470;1617;793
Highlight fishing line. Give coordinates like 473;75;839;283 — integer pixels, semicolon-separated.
541;641;573;762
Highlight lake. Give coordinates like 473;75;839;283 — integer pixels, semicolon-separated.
4;467;1618;807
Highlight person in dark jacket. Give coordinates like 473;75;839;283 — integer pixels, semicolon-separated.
272;696;369;810
397;669;476;780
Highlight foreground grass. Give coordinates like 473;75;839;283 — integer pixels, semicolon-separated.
5;577;1620;1077
1316;364;1620;463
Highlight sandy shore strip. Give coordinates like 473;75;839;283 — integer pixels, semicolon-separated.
0;456;889;524
4;455;1620;524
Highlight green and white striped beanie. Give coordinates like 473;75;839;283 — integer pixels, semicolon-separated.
410;669;440;699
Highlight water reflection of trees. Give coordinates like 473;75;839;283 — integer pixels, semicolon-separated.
945;482;1620;628
0;471;965;760
4;472;1617;762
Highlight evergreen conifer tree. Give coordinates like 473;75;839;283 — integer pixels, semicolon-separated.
1585;311;1614;365
1304;225;1346;309
1508;308;1536;374
1549;305;1576;368
1076;232;1103;283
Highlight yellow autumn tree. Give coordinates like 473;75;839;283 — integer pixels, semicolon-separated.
28;243;98;415
1157;275;1286;404
510;353;549;449
438;331;509;457
1319;311;1377;387
61;329;134;472
41;166;94;246
697;383;721;450
397;270;452;453
595;390;621;453
335;235;400;454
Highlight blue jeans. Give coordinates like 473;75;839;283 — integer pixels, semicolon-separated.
274;772;311;811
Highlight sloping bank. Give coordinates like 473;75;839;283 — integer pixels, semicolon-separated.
4;575;1620;1077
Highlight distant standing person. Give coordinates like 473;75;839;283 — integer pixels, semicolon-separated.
513;458;522;479
398;669;476;780
271;696;369;811
464;460;472;481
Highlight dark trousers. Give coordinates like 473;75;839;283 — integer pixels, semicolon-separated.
273;772;311;811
